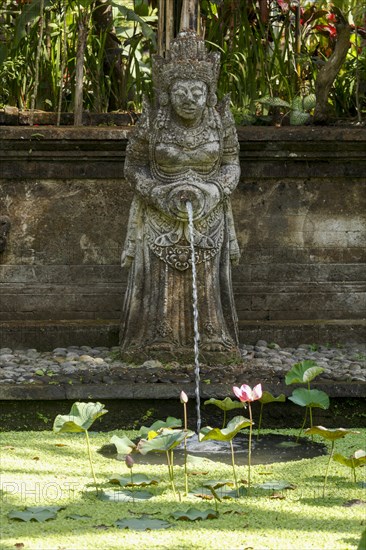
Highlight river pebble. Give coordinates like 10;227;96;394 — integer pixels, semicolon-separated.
0;341;364;385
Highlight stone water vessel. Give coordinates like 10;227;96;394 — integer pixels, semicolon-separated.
120;31;241;364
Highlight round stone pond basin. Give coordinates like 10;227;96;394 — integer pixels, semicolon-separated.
98;432;327;466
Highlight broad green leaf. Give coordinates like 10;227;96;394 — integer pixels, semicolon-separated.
204;397;244;412
200;416;252;442
138;417;182;438
8;506;64;522
191;485;246;499
137;430;187;454
186;454;215;466
109;474;158;487
304;426;359;441
290;110;310;126
111;2;156;47
257;96;291;108
98;490;153;502
110;434;136;456
333;450;366;469
285;360;324;385
259;391;286;405
288;388;329;409
115;515;172;530
53;402;108;433
257;481;296;490
171;507;218;521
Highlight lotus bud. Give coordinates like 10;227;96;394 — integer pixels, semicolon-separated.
180;390;188;404
125;454;134;469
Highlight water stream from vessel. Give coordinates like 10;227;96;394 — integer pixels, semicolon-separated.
186;201;201;434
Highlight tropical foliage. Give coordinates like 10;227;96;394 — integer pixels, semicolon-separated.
0;0;365;122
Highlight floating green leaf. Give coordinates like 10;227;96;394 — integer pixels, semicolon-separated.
8;506;64;522
285;360;324;385
257;481;296;490
109;474;158;487
288;388;329;409
110;434;136;457
200;416;252;442
98;490;153;502
115;515;172;531
192;485;246;499
171;508;218;521
53;402;108;433
138;417;182;438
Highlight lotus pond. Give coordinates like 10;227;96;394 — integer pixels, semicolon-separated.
1;425;365;550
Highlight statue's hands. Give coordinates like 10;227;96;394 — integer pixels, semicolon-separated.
168;186;205;221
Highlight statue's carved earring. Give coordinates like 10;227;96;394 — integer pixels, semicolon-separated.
207;92;217;107
159;92;169;106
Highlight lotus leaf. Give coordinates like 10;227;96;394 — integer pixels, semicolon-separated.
288;388;329;409
257;481;296;490
109;473;158;487
259;391;286;405
138;417;182;437
8;506;64;522
53;402;107;433
305;426;359;440
200;416;252;442
137;430;187;454
285;360;324;385
333;450;366;469
171;507;218;521
204;397;244;412
115;515;172;531
110;434;136;456
98;489;153;502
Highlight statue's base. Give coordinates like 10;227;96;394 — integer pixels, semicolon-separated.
120;347;242;366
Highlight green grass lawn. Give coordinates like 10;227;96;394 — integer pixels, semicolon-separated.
1;429;365;550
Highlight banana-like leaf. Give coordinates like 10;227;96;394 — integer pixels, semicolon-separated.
200;416;252;442
285;360;324;385
171;507;218;521
53;402;108;433
115;515;172;530
288;388;329;409
304;426;360;440
204;397;244;412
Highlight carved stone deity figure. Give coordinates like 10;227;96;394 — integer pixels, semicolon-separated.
120;31;241;364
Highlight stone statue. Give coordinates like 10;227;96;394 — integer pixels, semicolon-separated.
120;31;241;364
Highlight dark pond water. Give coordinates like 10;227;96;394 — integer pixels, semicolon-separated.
98;432;327;466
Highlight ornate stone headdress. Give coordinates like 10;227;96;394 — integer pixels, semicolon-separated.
152;31;221;94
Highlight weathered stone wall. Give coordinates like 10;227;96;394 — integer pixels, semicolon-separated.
0;126;365;348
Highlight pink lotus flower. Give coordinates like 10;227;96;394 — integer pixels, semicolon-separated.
233;383;263;403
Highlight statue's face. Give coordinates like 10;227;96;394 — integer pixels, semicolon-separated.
170;79;208;121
